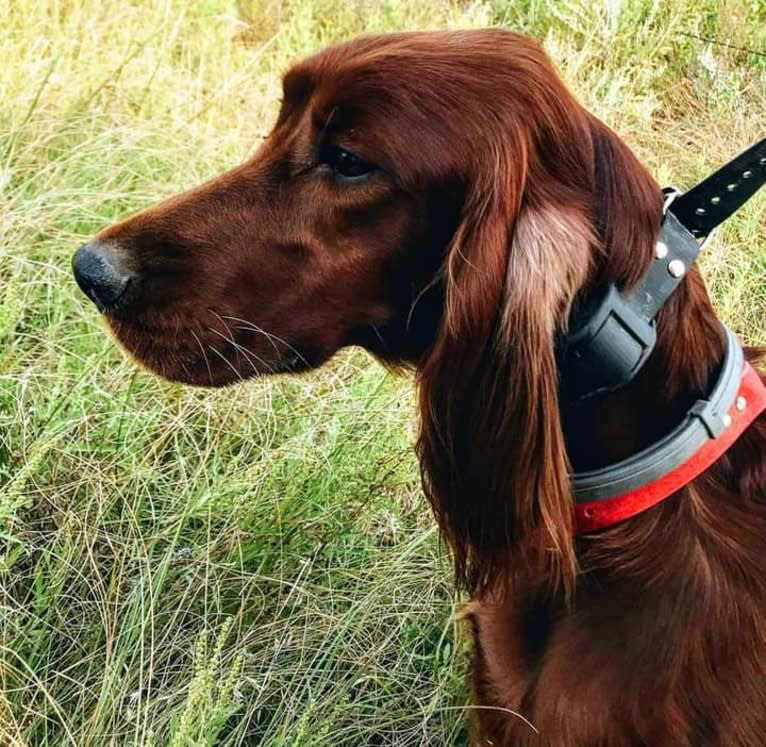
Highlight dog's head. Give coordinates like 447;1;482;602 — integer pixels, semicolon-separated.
74;29;663;592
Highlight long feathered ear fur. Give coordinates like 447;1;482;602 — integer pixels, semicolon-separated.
410;32;664;599
416;126;597;598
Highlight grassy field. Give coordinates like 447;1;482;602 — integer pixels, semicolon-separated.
1;0;764;744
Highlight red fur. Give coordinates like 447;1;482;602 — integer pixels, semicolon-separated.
84;30;766;745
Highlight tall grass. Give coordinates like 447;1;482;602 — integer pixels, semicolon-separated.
1;0;764;744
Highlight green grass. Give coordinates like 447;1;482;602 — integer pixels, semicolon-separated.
1;0;764;744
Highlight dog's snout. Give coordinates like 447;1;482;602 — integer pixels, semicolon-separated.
72;241;132;312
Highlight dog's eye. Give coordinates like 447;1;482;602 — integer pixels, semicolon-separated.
319;144;375;182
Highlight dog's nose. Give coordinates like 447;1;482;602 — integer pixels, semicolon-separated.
72;241;132;312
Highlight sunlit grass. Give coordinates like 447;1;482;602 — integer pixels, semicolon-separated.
0;0;764;744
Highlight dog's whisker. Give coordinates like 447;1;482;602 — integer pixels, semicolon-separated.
208;310;277;371
206;312;276;374
407;274;441;332
205;325;271;376
369;324;387;351
190;328;214;385
218;313;284;353
206;344;243;382
219;313;311;369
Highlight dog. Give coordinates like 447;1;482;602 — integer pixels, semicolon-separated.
72;30;766;745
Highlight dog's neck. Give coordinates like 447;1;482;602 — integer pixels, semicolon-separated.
561;268;727;473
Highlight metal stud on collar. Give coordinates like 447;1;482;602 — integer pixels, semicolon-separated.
562;142;765;401
668;259;686;278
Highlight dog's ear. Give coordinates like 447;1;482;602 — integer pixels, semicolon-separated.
416;130;593;597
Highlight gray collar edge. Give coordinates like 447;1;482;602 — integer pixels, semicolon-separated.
572;324;743;502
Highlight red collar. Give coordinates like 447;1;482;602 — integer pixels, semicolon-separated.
574;359;766;536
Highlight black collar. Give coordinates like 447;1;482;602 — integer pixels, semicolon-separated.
558;137;766;400
558;137;766;533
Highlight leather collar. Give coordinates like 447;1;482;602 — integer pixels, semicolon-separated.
573;326;766;534
564;138;766;534
559;137;766;400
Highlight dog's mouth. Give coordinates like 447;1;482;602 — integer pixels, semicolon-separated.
105;312;312;387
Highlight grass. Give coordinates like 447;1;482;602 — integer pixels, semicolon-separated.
0;0;764;744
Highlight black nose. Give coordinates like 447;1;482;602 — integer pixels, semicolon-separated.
72;242;132;312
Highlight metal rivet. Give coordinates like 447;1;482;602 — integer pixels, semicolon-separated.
722;414;732;428
736;396;747;412
743;170;753;179
710;196;721;205
695;207;706;215
727;183;737;191
668;259;686;278
655;241;668;259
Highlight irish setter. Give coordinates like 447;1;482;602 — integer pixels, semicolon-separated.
72;30;766;745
